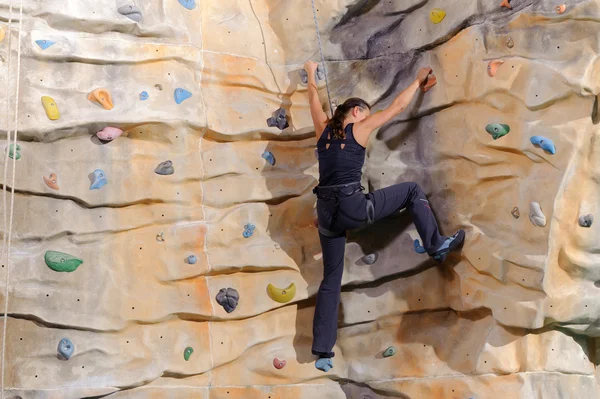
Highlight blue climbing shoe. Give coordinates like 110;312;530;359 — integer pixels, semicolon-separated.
315;357;333;372
431;230;465;263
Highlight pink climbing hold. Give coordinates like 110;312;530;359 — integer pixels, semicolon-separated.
273;358;286;369
96;127;123;141
500;0;512;9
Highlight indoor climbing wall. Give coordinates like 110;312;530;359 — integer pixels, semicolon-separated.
0;0;599;398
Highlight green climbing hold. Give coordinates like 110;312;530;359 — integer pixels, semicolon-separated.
7;144;21;160
383;346;396;358
44;251;83;273
485;124;510;140
184;347;194;361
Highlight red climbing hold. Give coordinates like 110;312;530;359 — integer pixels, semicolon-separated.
500;0;512;9
273;358;286;369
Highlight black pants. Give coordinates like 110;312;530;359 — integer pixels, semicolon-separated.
311;182;445;358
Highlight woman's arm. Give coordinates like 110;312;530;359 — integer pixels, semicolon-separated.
354;67;432;144
304;61;328;139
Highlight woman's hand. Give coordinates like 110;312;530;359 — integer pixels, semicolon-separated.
304;60;319;74
416;67;433;85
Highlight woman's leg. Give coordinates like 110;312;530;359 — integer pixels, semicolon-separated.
370;182;447;255
311;231;346;360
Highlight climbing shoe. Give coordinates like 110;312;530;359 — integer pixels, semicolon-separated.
431;230;465;263
315;357;333;372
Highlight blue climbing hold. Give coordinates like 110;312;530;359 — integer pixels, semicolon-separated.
187;255;197;264
530;136;556;154
243;223;256;238
262;151;276;166
315;358;333;372
139;91;149;101
174;88;192;104
57;338;74;360
89;169;107;190
178;0;196;10
35;40;56;50
414;239;426;254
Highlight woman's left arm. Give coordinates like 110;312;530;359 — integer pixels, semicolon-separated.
304;61;328;139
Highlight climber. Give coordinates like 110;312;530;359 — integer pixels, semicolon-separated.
304;60;465;372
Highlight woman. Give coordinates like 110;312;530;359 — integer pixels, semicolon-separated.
304;60;465;372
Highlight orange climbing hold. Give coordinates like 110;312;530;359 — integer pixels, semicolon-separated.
487;59;504;77
87;88;114;110
43;173;59;190
555;4;566;14
500;0;512;9
421;73;437;92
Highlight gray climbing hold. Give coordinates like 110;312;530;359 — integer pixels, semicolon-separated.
58;338;74;360
361;253;378;265
118;4;143;22
383;346;396;358
315;357;333;372
155;160;174;175
579;214;593;228
262;151;276;166
414;240;426;254
511;207;520;219
156;232;165;242
593;95;600;125
299;64;325;84
187;255;197;264
529;202;547;227
216;287;239;313
266;108;289;130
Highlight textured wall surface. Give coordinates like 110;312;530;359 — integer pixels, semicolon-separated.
0;0;600;398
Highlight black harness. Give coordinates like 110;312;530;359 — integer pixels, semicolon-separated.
313;182;375;238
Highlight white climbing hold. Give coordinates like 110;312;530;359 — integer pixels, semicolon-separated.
529;202;546;227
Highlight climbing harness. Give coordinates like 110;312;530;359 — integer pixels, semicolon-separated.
309;0;334;118
1;0;24;396
313;182;375;237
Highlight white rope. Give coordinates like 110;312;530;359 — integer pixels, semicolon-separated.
1;0;24;396
309;0;334;118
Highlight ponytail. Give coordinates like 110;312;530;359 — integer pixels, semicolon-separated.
327;98;371;139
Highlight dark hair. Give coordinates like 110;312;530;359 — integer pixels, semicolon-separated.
328;98;371;139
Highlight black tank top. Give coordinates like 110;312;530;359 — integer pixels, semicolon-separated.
317;123;366;186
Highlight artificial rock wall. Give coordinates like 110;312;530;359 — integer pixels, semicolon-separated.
0;0;600;398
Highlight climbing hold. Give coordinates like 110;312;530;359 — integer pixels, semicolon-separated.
500;0;512;9
421;73;437;93
267;282;296;303
96;127;123;142
262;151;276;166
530;136;556;154
184;347;194;361
174;88;192;104
485;123;510;140
139;91;149;101
0;27;5;42
266;108;289;130
87;88;114;110
429;8;446;24
44;250;83;273
7;144;20;160
156;232;165;242
315;357;333;372
487;59;504;77
506;37;514;48
187;255;197;264
155;160;174;175
243;223;256;238
299;64;325;84
383;346;396;358
361;253;379;265
178;0;196;10
413;240;426;254
529;202;547;227
118;4;143;22
593;95;599;125
154;84;163;91
41;96;60;120
579;214;593;228
216;287;239;313
556;4;566;14
273;358;286;369
43;173;59;190
89;169;107;190
35;40;56;50
511;206;520;219
57;338;74;360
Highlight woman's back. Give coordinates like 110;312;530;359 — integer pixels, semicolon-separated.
317;123;366;187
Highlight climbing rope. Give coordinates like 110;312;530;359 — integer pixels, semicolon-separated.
309;0;334;118
1;0;24;396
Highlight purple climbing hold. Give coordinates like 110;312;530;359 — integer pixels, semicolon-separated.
266;108;289;130
216;287;239;313
299;64;325;84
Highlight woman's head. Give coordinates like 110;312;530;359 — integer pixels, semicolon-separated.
328;98;371;139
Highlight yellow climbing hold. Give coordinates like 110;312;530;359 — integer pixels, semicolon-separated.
267;282;296;303
41;96;60;120
429;8;446;24
0;26;6;43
